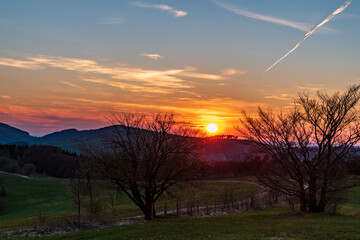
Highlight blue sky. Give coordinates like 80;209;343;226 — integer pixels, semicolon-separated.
0;0;359;135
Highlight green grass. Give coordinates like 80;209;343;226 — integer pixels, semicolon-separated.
0;173;74;221
4;172;360;240
0;173;259;232
0;173;75;231
2;208;360;240
339;185;360;215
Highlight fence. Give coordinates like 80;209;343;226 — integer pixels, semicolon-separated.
156;192;286;218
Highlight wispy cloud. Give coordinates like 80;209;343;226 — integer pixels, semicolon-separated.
264;0;352;74
214;1;324;32
264;93;292;101
297;84;325;92
221;68;247;76
0;95;26;105
132;2;188;18
61;81;84;90
0;55;225;94
100;17;124;25
0;57;43;70
80;77;177;94
139;53;164;60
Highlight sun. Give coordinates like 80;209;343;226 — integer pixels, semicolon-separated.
206;123;218;134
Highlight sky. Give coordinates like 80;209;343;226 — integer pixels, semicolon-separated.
0;0;359;136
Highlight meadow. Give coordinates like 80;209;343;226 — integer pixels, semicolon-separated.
1;172;360;239
0;172;258;232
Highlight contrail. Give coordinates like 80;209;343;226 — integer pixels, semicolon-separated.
264;0;352;74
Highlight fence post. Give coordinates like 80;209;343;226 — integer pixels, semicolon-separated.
151;202;154;219
164;202;167;217
206;201;209;215
250;197;255;209
187;201;189;216
197;201;199;215
214;202;217;213
176;200;179;217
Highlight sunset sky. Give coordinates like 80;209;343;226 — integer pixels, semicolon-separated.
0;0;359;136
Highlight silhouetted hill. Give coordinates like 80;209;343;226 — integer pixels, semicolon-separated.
0;123;38;144
39;126;123;153
41;128;79;143
0;123;252;161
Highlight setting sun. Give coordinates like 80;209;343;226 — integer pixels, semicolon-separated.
206;123;218;134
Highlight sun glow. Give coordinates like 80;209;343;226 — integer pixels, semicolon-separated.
206;123;219;134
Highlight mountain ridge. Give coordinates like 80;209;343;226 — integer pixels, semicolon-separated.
0;123;252;161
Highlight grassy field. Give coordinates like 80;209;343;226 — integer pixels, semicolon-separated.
2;172;360;240
1;208;360;240
0;173;74;222
339;186;360;215
0;173;75;231
0;173;259;232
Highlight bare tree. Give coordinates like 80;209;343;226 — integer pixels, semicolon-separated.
89;113;203;220
68;176;85;227
68;156;104;225
237;85;360;213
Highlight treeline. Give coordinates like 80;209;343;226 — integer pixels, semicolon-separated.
1;144;359;180
206;154;360;179
205;155;268;179
0;144;79;178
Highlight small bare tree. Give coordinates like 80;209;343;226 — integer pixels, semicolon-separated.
89;113;203;220
68;156;104;224
68;176;86;227
238;85;360;213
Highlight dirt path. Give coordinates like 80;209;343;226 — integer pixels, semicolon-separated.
0;171;55;181
0;170;32;179
213;180;265;189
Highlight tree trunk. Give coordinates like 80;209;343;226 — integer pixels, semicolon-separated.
299;179;307;213
308;175;318;212
143;194;156;220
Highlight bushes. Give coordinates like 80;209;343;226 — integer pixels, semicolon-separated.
23;163;36;176
0;157;20;173
0;156;12;170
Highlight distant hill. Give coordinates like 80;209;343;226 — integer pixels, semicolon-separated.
0;123;38;145
0;123;253;161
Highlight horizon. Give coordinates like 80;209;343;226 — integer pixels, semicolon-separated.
0;121;242;138
1;0;359;135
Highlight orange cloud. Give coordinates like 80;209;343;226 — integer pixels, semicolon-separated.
0;55;225;94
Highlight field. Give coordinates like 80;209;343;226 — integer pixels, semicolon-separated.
0;208;359;240
0;172;258;232
1;172;360;239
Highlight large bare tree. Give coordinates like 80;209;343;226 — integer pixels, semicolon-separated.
238;85;360;213
89;113;203;219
